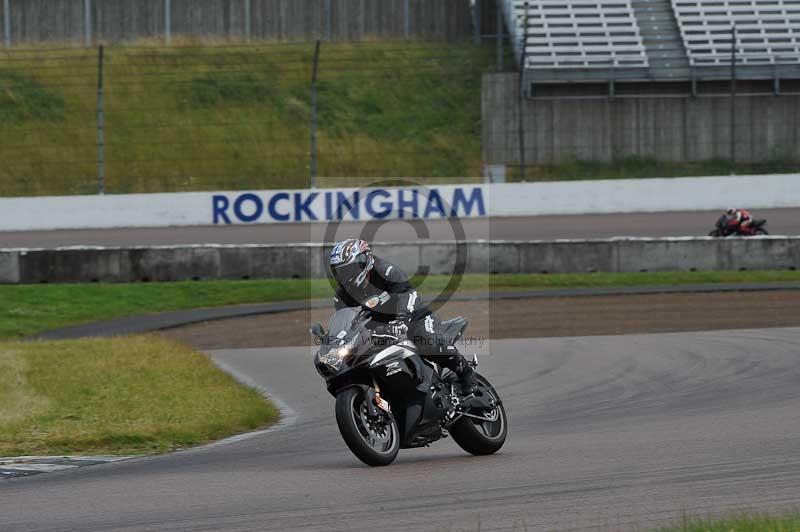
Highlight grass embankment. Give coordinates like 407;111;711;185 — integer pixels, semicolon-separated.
655;513;800;531
0;42;491;196
0;335;278;456
3;270;800;339
2;42;798;197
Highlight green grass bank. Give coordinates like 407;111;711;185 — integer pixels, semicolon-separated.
654;513;800;532
3;270;799;339
0;335;278;456
2;41;797;197
0;41;491;196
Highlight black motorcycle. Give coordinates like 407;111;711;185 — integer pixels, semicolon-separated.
311;307;507;467
708;215;769;237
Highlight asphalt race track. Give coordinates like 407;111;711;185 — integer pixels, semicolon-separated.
1;208;798;248
3;328;800;531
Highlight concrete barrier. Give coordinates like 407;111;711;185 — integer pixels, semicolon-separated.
3;175;800;232
483;72;800;165
1;238;798;284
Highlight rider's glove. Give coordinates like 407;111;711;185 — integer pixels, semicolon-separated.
373;321;406;338
388;318;409;337
395;307;412;323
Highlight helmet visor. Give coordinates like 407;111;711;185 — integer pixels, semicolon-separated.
332;260;365;287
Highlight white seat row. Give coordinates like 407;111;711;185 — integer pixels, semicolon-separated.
672;0;800;65
504;0;650;68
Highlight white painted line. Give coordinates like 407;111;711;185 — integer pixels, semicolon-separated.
1;464;78;473
62;456;133;462
0;455;133;464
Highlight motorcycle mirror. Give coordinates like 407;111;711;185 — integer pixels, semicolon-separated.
310;323;326;339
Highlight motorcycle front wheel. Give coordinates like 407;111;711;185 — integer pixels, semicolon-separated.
450;374;508;456
335;387;399;466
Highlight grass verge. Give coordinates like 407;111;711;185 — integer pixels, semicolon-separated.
2;270;800;340
0;41;491;196
2;42;797;196
654;513;800;531
0;335;278;456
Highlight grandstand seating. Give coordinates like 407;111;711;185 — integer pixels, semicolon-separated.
501;0;800;86
672;0;800;66
505;0;650;69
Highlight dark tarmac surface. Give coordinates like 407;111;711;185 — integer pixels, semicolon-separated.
3;327;800;531
1;208;798;247
6;285;800;531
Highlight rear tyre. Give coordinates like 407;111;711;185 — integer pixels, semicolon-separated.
335;387;399;467
708;229;721;237
754;228;769;235
450;374;507;456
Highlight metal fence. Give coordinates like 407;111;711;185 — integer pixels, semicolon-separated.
482;70;800;181
0;41;491;197
0;0;474;47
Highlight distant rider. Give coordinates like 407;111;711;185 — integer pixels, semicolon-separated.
328;239;478;396
725;207;753;235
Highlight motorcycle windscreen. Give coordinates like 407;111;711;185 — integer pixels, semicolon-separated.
328;307;361;339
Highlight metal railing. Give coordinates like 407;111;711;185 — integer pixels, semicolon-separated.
0;0;473;47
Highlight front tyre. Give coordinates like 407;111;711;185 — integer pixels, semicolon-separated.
335;387;399;467
450;374;508;456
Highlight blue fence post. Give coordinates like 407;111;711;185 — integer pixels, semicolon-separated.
165;0;172;44
310;40;321;188
404;0;410;39
84;0;92;46
326;0;332;40
473;0;481;44
96;45;106;194
497;1;504;70
244;0;251;42
3;0;10;47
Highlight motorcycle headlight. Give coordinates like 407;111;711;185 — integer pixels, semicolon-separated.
336;345;352;357
320;343;352;370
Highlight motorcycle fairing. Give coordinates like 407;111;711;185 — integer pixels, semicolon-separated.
369;340;417;367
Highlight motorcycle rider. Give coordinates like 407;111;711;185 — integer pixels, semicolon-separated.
725;207;753;235
328;238;478;396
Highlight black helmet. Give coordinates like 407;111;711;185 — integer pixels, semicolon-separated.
329;239;374;290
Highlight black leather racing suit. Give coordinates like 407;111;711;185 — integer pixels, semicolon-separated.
333;256;468;374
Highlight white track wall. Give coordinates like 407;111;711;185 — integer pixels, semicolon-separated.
0;174;798;232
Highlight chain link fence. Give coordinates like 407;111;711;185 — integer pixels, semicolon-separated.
0;41;492;197
3;36;799;198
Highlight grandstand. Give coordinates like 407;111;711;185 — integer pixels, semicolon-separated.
501;0;800;93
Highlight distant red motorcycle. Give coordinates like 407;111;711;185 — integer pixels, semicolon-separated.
708;215;769;237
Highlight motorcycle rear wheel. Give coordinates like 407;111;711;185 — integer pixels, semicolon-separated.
450;374;508;456
335;387;399;467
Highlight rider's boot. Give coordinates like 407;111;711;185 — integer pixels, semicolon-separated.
454;357;478;397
